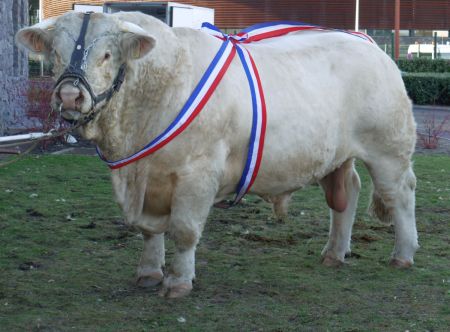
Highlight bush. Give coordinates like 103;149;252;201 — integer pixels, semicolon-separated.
416;113;450;149
25;79;57;131
402;72;450;105
20;79;68;149
397;58;450;73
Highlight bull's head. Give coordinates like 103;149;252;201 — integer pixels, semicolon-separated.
16;12;155;124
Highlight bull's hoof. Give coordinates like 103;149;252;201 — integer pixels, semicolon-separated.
389;258;413;269
159;283;193;298
321;253;345;267
136;271;164;288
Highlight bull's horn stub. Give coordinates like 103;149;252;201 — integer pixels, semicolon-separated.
119;21;149;36
34;16;58;30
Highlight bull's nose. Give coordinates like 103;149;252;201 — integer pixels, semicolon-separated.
59;83;82;110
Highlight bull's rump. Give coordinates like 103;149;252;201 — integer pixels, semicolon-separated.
217;30;413;194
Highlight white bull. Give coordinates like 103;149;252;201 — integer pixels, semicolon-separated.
16;12;418;298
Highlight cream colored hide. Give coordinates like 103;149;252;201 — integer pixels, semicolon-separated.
16;12;418;298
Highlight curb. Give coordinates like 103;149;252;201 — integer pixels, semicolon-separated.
413;105;450;112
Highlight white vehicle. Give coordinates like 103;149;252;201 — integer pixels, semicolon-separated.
74;2;214;29
102;1;214;28
407;43;450;59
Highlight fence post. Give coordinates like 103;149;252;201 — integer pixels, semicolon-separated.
394;0;400;60
433;32;438;59
391;32;395;59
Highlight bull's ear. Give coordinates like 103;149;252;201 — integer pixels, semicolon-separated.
119;22;156;60
15;17;57;55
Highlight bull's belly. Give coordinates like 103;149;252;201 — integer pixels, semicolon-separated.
244;105;355;196
252;144;350;195
216;129;353;201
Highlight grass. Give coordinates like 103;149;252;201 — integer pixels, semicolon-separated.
0;154;449;331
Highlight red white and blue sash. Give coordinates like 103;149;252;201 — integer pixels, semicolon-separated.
98;21;373;205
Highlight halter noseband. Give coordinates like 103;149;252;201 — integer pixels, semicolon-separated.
54;12;127;124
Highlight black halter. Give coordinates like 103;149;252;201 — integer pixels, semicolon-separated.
54;12;126;124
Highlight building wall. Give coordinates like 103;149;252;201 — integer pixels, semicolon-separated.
42;0;450;30
42;0;147;20
0;0;28;134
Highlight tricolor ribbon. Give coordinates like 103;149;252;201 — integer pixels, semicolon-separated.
98;21;373;205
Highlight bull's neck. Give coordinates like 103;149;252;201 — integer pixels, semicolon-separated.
84;45;191;162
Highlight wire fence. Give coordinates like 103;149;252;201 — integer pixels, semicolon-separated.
372;35;450;59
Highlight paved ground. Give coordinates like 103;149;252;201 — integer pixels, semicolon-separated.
413;105;450;154
414;105;450;135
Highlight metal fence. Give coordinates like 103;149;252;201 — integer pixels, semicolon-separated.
372;35;450;59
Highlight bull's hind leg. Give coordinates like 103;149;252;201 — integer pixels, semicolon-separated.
366;158;418;267
320;159;361;266
269;192;292;222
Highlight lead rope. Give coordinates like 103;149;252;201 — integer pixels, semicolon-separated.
0;141;41;168
0;122;83;168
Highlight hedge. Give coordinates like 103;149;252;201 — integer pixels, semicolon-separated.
397;58;450;73
402;72;450;105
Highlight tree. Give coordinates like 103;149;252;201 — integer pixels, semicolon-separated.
0;0;29;135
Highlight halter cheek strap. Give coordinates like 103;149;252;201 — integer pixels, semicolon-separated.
54;12;127;124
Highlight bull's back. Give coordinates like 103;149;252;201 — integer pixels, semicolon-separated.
241;31;413;193
172;28;412;197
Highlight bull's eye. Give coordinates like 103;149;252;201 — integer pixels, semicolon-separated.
104;52;111;61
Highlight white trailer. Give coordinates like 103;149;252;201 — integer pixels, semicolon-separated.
407;43;450;59
73;4;103;13
102;1;214;29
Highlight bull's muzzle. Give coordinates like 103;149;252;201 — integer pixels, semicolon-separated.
55;82;84;121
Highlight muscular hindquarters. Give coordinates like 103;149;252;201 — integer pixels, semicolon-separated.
169;29;415;200
242;31;415;195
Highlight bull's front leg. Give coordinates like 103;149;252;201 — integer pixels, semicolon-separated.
136;232;166;287
159;175;218;298
111;170;169;287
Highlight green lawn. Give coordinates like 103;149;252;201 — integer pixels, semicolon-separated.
0;154;449;331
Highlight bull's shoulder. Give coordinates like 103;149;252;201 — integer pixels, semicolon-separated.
172;26;221;45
